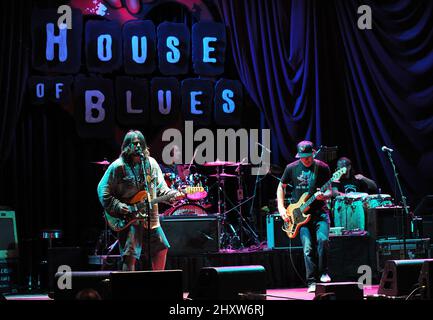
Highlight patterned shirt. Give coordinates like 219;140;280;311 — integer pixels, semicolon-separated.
97;156;172;229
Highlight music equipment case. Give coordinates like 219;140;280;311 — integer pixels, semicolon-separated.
376;238;431;272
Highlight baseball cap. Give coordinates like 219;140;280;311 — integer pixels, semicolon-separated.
295;140;314;158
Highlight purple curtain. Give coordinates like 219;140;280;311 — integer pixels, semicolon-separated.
216;0;433;203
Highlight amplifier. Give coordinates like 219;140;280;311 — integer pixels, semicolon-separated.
0;210;19;259
266;214;302;249
160;215;220;256
367;206;409;239
376;238;431;272
0;259;19;294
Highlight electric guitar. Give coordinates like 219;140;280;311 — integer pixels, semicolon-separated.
105;186;203;232
282;167;347;239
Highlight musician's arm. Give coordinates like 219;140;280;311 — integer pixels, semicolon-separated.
332;186;344;197
97;164;130;216
277;182;288;218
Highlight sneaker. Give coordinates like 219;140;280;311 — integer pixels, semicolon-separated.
320;273;331;283
307;283;316;293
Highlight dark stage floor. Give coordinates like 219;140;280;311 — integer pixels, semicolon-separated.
3;285;380;301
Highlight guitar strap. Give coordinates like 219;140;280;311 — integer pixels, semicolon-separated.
308;160;319;196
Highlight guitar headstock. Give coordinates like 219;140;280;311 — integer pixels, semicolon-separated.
332;167;347;181
182;186;205;194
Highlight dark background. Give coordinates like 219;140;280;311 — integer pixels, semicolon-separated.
1;0;432;286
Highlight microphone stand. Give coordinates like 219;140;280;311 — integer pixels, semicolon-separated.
140;154;153;270
384;150;410;259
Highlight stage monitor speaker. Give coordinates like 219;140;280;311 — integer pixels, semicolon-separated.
48;247;87;293
188;265;266;300
110;270;183;300
367;207;408;239
418;259;433;300
53;271;111;300
0;210;19;259
315;282;363;300
160;216;219;255
378;259;426;297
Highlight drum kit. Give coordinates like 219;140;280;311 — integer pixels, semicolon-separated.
161;160;248;217
160;159;258;248
333;192;394;231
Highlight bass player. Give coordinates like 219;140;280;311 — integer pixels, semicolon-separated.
276;140;332;293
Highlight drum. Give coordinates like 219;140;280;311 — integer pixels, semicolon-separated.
162;203;208;216
333;193;368;230
363;194;393;209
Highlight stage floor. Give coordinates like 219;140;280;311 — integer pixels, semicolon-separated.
4;285;379;301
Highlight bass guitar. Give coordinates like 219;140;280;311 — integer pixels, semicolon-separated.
282;167;347;239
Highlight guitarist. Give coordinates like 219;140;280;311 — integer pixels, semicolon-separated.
97;130;182;271
276;141;332;293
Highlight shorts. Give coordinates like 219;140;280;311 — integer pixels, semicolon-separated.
118;222;170;260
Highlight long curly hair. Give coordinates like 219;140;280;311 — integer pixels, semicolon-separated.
120;130;149;162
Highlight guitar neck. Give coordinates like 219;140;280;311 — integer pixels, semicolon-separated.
150;192;176;206
304;179;333;208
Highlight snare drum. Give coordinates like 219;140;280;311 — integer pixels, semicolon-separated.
333;193;368;230
364;194;393;209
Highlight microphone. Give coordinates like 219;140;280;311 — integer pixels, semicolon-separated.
134;145;145;158
256;142;272;153
381;146;393;153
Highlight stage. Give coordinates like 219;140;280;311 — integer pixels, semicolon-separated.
3;285;381;301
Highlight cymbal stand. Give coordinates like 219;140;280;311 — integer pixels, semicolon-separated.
212;165;240;249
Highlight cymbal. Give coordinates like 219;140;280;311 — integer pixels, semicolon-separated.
91;160;110;165
203;160;236;167
226;162;252;166
209;173;237;178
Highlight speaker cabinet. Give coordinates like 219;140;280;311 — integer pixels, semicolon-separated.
0;210;18;259
110;270;183;300
378;259;426;297
315;282;363;300
54;271;111;300
161;216;220;255
266;214;302;249
367;207;408;239
188;265;266;300
48;247;87;293
418;259;433;300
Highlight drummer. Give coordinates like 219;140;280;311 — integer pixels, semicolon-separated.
160;144;191;188
332;157;377;196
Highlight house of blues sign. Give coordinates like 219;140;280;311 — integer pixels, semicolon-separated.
29;2;243;138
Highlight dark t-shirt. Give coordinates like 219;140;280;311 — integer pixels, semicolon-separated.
280;160;331;213
332;175;369;194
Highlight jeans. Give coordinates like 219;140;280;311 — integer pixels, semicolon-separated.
299;211;330;285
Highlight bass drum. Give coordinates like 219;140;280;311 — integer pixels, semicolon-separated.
162;203;208;216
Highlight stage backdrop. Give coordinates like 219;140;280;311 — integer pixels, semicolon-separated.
216;0;433;204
